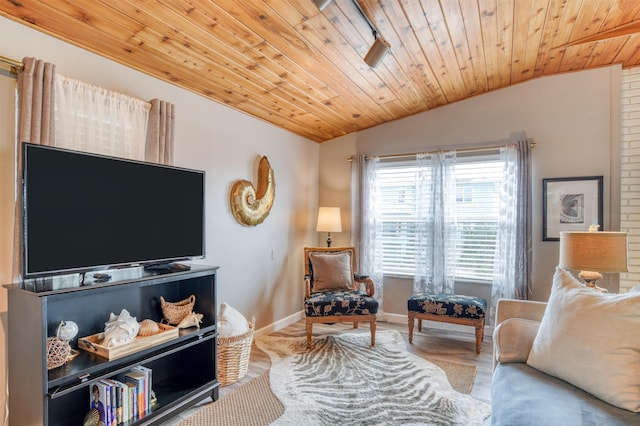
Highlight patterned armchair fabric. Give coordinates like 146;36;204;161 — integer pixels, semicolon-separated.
303;247;378;348
305;290;379;317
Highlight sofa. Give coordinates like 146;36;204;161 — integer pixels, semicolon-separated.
490;268;640;425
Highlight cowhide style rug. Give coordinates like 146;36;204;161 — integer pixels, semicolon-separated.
255;330;491;425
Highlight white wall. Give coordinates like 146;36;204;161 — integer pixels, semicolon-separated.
319;65;622;313
0;16;319;422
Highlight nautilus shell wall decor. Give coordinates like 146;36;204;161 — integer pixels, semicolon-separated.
230;156;276;226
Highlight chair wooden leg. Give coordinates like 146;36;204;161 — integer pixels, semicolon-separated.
353;322;359;329
370;319;376;346
408;313;415;344
306;320;313;349
418;319;422;332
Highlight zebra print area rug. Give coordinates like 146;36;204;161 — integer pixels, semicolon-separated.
255;330;491;425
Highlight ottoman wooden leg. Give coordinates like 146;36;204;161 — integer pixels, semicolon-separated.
474;320;483;354
408;312;415;344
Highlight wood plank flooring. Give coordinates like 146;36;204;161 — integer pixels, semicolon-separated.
166;319;493;424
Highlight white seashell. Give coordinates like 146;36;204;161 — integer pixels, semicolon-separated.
103;309;140;348
177;312;203;329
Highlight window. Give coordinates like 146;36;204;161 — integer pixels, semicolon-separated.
54;75;150;159
376;152;503;281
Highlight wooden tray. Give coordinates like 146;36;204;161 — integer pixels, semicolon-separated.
78;323;178;360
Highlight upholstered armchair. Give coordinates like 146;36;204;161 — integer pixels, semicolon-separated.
303;246;378;348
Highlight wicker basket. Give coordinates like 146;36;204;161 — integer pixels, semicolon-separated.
218;317;255;386
160;294;196;325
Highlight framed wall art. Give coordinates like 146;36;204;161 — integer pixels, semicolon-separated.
542;176;603;241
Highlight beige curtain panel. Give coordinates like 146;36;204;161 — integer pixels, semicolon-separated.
146;99;175;165
13;57;57;281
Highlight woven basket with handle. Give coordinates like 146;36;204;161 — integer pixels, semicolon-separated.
218;317;255;386
160;294;196;325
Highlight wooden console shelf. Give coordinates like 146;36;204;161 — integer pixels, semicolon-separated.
5;264;219;426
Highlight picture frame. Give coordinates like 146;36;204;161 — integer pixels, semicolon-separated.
542;176;603;241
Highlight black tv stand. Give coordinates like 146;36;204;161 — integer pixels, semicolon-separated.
5;264;219;425
144;262;191;273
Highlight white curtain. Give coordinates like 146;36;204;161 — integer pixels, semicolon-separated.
54;75;150;159
352;155;384;316
413;152;457;294
491;141;532;319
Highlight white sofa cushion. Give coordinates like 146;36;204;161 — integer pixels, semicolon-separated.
494;318;540;364
527;266;640;412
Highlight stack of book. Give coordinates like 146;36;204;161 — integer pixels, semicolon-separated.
88;365;153;425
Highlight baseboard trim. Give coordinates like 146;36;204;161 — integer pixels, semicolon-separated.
254;310;492;338
254;310;304;338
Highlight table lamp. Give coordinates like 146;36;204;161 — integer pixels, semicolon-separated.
559;227;628;292
316;207;342;247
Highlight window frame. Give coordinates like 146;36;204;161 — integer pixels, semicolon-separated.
375;151;504;283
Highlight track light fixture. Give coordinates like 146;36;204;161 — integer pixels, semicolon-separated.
312;0;391;68
364;36;391;68
312;0;333;11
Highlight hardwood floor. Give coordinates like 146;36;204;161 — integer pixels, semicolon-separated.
167;319;493;424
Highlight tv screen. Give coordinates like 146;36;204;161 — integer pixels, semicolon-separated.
23;143;205;278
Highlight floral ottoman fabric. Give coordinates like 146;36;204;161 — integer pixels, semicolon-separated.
407;293;487;319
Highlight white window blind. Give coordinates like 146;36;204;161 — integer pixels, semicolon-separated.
376;152;503;281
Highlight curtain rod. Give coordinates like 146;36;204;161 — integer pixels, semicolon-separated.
347;140;536;161
0;55;24;74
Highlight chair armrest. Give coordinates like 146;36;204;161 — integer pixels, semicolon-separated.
493;299;546;368
304;275;311;299
354;275;375;297
495;299;547;325
494;318;540;367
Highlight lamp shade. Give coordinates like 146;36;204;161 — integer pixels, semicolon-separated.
559;231;628;273
316;207;342;233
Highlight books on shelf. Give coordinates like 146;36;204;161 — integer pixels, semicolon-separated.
131;365;153;412
89;381;110;425
90;365;153;425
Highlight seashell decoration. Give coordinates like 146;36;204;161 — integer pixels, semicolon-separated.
230;156;276;226
138;319;161;336
102;309;140;348
177;312;203;329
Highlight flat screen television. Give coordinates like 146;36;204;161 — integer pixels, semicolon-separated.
22;143;205;278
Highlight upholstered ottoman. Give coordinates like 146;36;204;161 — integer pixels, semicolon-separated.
407;293;487;354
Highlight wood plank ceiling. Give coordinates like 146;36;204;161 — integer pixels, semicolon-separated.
2;0;640;142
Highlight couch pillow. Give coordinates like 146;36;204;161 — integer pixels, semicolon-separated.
309;251;354;293
527;266;640;412
218;302;249;338
494;318;540;364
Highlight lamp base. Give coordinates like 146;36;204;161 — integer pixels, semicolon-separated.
579;271;608;293
326;232;332;247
